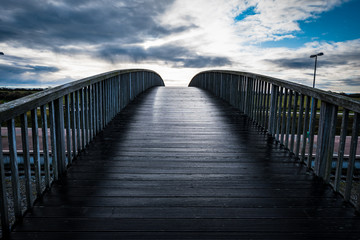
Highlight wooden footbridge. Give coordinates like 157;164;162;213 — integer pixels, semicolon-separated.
0;70;359;239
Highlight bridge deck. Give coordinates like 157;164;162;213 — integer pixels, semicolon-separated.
10;87;360;239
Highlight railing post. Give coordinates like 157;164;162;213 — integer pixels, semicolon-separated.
290;92;299;153
295;94;304;158
306;98;318;169
345;112;359;202
268;84;279;136
280;89;288;145
49;101;58;180
55;97;66;176
31;109;42;197
314;102;337;180
70;92;77;158
334;109;349;192
0;127;10;235
300;96;311;162
7;118;22;221
65;95;72;165
20;113;33;208
41;105;51;188
244;77;252;115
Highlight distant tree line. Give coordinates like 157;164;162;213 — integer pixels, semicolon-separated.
0;87;43;103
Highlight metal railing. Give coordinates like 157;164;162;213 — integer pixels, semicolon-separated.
189;70;360;211
0;69;164;235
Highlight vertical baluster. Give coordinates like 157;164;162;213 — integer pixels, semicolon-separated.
31;109;42;197
285;91;293;149
334;109;349;192
315;102;337;178
100;81;104;129
89;85;94;140
229;75;233;106
113;77;116;116
107;79;110;121
324;105;338;182
96;83;100;133
0;126;10;234
49;102;58;180
344;112;359;201
94;84;97;134
276;87;283;142
20;113;33;208
268;85;278;136
307;98;318;169
70;92;77;158
118;75;121;113
80;88;85;148
250;78;255;120
102;81;106;127
105;79;109;124
54;97;66;175
265;82;271;131
65;94;71;165
290;92;299;153
238;76;242;112
301;96;311;162
272;86;279;137
251;79;256;121
75;91;81;152
280;89;288;145
254;79;260;124
40;105;51;188
7;118;22;220
241;76;246;112
261;81;267;128
295;94;304;158
258;81;264;127
84;87;89;146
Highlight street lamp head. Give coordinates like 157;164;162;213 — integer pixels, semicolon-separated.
0;52;4;55
310;52;324;58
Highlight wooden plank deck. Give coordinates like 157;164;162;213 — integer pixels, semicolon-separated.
10;87;360;239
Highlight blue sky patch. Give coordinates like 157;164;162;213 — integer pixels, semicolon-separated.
262;0;360;48
234;6;257;22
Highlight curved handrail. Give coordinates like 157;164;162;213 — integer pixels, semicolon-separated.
190;70;360;113
0;69;164;122
0;69;164;235
189;70;360;211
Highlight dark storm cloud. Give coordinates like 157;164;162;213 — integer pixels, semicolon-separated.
0;0;188;48
340;78;360;86
264;51;360;70
0;63;59;85
97;44;232;68
0;0;221;67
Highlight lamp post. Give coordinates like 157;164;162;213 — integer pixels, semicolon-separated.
310;52;323;88
307;52;324;140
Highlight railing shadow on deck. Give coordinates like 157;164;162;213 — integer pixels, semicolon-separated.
189;70;360;212
0;69;164;236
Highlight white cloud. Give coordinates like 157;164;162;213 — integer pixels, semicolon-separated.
0;0;359;92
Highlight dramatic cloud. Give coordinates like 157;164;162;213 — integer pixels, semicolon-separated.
0;0;359;92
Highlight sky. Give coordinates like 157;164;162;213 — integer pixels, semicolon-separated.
0;0;360;93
